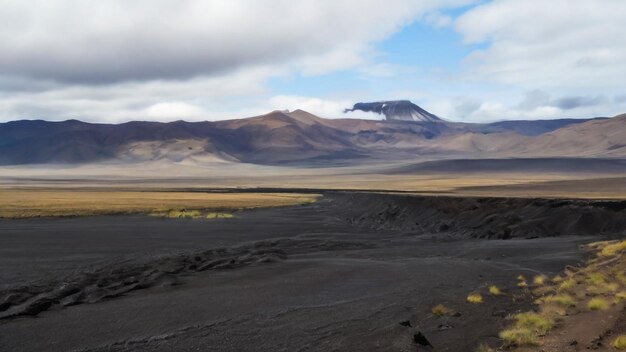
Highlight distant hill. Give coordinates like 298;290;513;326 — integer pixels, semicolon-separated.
0;110;622;165
506;113;626;157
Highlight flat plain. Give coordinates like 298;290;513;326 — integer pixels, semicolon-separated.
0;161;625;351
0;189;317;218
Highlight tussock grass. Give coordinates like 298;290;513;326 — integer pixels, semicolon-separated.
537;294;576;307
499;327;538;347
492;239;626;350
498;312;553;347
557;277;577;292
514;312;553;334
586;272;607;286
587;282;619;295
467;292;483;304
533;275;547;286
488;285;503;296
613;335;626;350
587;297;609;310
552;275;564;283
516;274;529;288
431;304;453;316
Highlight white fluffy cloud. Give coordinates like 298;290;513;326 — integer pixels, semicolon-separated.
0;0;470;122
0;0;464;84
0;0;624;123
434;0;626;120
456;0;626;89
269;95;383;120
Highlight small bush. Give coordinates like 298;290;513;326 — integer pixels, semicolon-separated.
499;327;538;346
552;275;563;283
615;292;626;302
489;285;503;296
533;275;547;286
539;294;576;307
514;312;553;334
613;335;626;350
587;297;609;310
431;304;452;316
558;278;576;292
467;292;483;304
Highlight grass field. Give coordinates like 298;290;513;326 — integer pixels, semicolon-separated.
0;189;318;218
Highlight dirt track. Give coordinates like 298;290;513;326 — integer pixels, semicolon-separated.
0;192;623;351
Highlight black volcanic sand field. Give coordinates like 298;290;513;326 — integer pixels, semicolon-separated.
0;193;625;352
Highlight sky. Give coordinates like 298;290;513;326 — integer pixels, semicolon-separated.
0;0;625;123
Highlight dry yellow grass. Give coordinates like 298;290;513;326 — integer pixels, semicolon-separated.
431;304;453;316
467;292;483;304
613;335;626;350
533;275;548;286
493;240;626;349
587;297;609;311
488;285;503;296
0;189;319;218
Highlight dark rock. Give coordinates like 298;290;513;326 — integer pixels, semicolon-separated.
413;332;433;347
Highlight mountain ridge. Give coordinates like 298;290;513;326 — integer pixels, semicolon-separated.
0;110;621;165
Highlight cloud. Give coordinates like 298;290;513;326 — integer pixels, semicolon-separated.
455;0;626;89
141;102;206;121
0;0;475;122
517;90;607;111
454;98;481;117
0;66;276;122
437;90;626;122
269;95;382;120
0;0;466;85
357;63;416;78
553;95;607;110
1;0;623;124
424;11;453;28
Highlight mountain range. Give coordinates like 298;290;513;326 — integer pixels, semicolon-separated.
0;102;624;166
